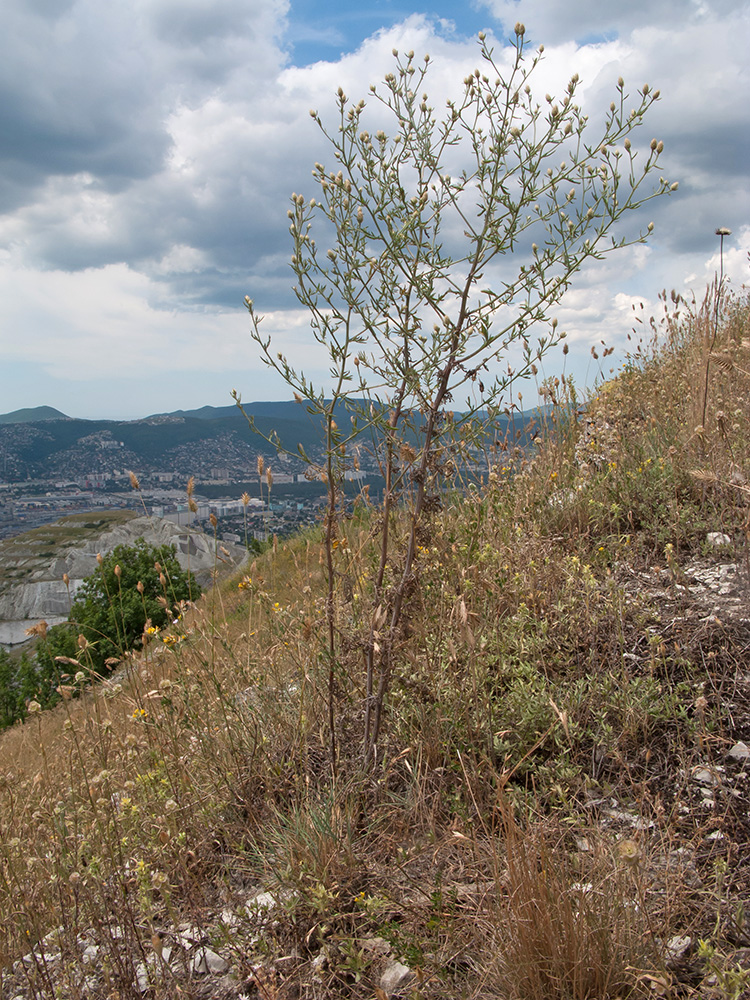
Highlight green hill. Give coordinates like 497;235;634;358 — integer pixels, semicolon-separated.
0;405;70;424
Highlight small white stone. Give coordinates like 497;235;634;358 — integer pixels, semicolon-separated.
665;935;692;960
692;766;721;786
135;961;150;992
380;960;415;995
191;946;229;975
706;532;731;548
246;891;278;913
220;907;240;927
360;936;392;956
728;741;750;760
311;949;328;972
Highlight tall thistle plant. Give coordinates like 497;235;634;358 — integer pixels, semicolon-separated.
237;25;676;767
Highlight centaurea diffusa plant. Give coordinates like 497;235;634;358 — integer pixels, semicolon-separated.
238;26;676;767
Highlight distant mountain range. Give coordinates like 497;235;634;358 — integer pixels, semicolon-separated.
0;406;70;424
0;401;544;484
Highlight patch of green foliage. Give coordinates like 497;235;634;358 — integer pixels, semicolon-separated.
0;539;199;728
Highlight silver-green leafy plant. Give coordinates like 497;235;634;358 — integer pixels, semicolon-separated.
237;25;676;768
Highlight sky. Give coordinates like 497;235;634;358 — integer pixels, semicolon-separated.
0;0;748;420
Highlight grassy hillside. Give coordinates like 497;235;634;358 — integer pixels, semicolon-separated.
0;287;749;999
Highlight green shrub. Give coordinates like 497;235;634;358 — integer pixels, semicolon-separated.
37;538;200;678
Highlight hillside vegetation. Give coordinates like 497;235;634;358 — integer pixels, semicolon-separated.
0;287;748;999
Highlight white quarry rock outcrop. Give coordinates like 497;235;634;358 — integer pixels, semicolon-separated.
0;516;246;623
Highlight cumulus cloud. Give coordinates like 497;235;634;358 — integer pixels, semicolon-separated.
0;0;747;415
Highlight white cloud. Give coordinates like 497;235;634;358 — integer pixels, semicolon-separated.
0;0;747;416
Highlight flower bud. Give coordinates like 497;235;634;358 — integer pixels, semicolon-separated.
514;22;525;35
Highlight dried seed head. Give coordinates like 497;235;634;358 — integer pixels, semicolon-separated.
617;839;642;867
266;468;274;489
114;564;122;579
136;581;144;594
96;552;103;565
188;498;198;513
241;492;250;506
186;476;195;498
25;620;49;638
128;470;140;490
210;512;218;528
257;455;265;476
716;226;732;236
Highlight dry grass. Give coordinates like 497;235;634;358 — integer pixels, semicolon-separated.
1;287;749;998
